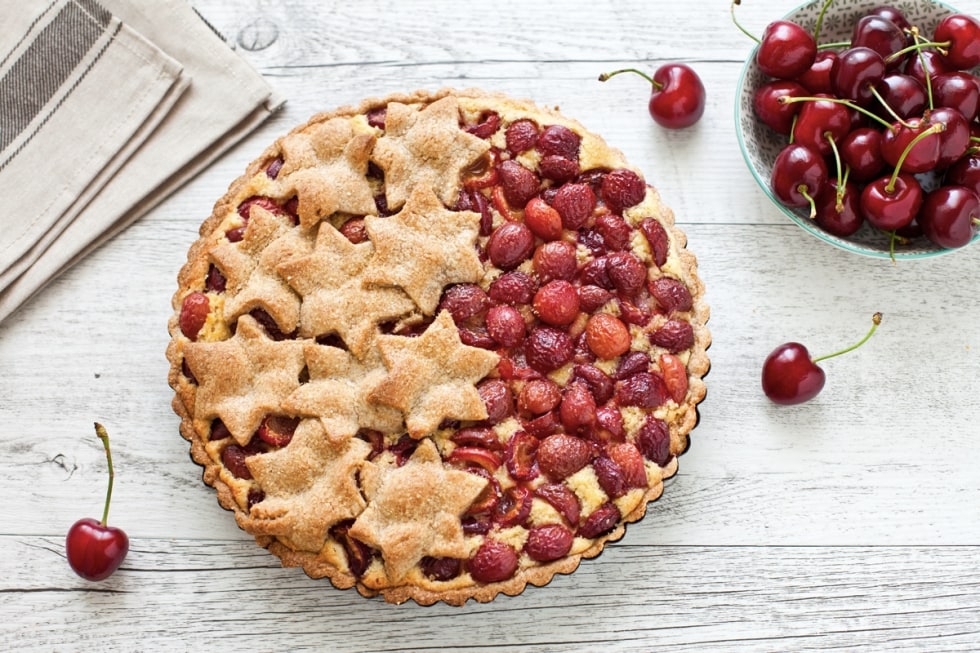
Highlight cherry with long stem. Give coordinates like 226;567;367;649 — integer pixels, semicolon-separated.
762;313;883;405
66;423;129;581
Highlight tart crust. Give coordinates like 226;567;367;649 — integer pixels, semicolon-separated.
167;88;710;605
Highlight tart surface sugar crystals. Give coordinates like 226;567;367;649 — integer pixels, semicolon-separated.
167;88;710;605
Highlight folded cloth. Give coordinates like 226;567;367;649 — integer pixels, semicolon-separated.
0;0;285;322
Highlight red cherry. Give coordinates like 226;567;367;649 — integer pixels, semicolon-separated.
756;20;817;80
860;172;923;231
598;64;706;129
868;6;911;33
932;72;980;122
770;143;828;217
761;343;826;405
928;106;971;169
831;47;886;105
945;153;980;196
753;80;807;134
839;127;885;182
66;423;129;581
851;14;907;67
791;94;853;157
933;14;980;70
919;185;980;249
873;73;926;121
904;50;953;88
798;51;837;94
879;118;941;174
815;179;864;237
762;313;882;405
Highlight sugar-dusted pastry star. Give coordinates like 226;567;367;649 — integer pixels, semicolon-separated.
362;185;483;314
283;343;404;443
275;117;378;229
245;419;373;553
209;207;309;334
183;315;306;445
277;223;416;357
368;310;499;437
372;95;490;210
349;439;487;582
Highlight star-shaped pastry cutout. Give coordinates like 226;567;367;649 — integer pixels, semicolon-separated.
210;207;309;334
371;95;490;210
276;117;378;229
362;185;483;314
246;419;373;552
277;223;416;358
183;315;306;445
368;310;499;438
282;343;404;443
348;439;487;582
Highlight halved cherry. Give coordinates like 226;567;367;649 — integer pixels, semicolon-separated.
256;415;299;447
535;482;582;527
448;446;503;474
505;431;540;481
451;426;503;451
494;485;533;527
462;468;502;516
330;520;374;578
658;353;689;404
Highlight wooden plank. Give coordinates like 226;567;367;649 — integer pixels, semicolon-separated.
4;537;979;651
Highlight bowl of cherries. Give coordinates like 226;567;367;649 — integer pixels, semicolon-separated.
735;0;980;259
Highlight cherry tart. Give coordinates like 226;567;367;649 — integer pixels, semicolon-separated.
166;89;710;605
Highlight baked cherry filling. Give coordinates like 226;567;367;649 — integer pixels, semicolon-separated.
171;92;707;604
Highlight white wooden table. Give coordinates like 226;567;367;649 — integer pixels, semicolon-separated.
3;0;979;650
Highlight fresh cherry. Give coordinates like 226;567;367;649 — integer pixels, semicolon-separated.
945;153;980;196
771;143;827;217
815;179;864;237
932;72;980;121
731;3;816;80
798;51;837;94
919;185;980;248
598;64;706;129
929;106;971;168
873;73;926;121
757;20;818;80
851;14;907;67
879;118;943;174
66;423;129;581
839;127;885;182
832;47;886;105
933;14;980;70
762;313;882;405
860;172;923;231
753;80;807;134
790;94;853;157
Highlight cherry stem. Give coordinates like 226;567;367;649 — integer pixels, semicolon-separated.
597;68;662;90
93;422;115;527
868;85;914;129
798;184;818;219
813;0;834;43
885;39;950;64
812;312;883;364
780;95;893;130
730;0;761;44
826;131;845;210
908;29;937;110
886;123;945;192
817;41;851;50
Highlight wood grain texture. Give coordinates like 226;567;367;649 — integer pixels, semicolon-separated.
1;0;979;649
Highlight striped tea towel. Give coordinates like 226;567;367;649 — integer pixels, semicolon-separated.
0;0;285;322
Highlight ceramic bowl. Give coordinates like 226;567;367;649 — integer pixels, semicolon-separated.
735;0;980;259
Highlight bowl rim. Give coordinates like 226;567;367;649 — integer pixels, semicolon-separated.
734;0;980;260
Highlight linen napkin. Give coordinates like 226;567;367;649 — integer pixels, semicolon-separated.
0;0;285;322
